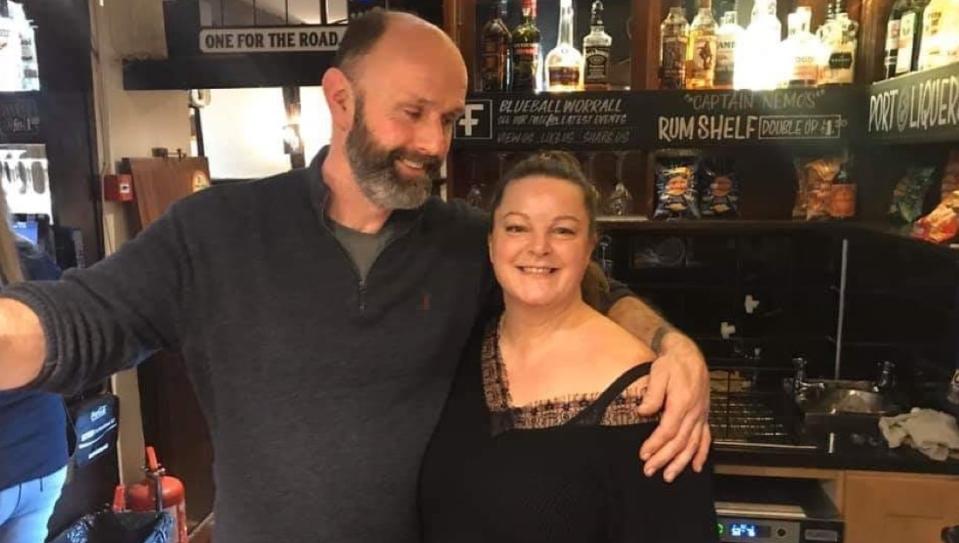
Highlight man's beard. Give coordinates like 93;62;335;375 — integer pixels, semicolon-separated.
345;100;441;210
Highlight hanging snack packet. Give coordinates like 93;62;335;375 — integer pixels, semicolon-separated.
913;190;959;244
888;166;936;225
654;155;700;220
698;157;739;219
793;156;847;221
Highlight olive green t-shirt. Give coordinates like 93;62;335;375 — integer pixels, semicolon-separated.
330;220;394;282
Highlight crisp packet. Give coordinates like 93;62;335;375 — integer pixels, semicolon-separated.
698;157;739;219
913;190;959;244
888;167;936;225
654;155;700;220
793;155;850;221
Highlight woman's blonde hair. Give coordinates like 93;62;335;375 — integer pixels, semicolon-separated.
0;184;24;284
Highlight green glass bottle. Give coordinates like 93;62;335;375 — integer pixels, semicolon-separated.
479;0;511;91
510;0;541;93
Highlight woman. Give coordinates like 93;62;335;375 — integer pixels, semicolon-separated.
0;186;67;543
420;152;717;542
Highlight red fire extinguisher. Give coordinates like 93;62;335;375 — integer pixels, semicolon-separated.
126;446;188;543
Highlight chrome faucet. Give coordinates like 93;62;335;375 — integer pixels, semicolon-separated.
947;369;959;406
789;357;825;399
875;361;896;393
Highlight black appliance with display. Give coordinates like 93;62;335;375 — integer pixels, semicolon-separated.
715;476;843;543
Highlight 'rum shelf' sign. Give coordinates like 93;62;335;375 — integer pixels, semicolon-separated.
651;87;857;146
454;87;861;151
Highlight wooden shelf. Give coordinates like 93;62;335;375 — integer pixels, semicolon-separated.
597;218;813;234
596;218;959;261
123;52;338;90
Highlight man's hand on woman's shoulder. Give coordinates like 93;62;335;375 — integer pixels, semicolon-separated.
637;330;710;482
607;297;711;483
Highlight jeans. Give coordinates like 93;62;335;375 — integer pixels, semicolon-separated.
0;466;68;543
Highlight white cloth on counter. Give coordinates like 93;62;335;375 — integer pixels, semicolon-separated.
879;408;959;461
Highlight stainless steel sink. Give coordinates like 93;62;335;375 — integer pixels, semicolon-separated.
790;380;902;437
798;384;899;416
785;359;904;437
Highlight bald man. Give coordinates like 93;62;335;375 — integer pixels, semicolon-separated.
0;11;709;542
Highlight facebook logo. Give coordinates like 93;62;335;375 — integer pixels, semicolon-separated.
455;99;493;140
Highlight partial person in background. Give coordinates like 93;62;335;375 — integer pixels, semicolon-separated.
0;185;68;543
421;153;717;542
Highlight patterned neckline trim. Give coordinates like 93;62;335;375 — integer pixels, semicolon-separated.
482;314;658;433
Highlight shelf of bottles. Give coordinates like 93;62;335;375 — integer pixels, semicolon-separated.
455;0;864;151
474;0;859;94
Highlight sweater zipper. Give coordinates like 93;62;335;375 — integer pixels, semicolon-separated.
326;223;416;314
357;216;427;312
327;239;367;312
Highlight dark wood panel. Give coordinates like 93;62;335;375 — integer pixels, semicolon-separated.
858;0;894;84
41;91;102;266
632;0;663;91
124;52;336;90
28;0;102;263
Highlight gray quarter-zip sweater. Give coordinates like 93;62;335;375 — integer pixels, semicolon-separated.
3;149;493;542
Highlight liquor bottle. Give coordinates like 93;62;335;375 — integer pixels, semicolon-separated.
686;1;718;89
886;0;909;78
511;0;542;92
919;0;944;70
818;2;859;84
582;0;613;90
734;0;782;90
895;0;928;75
714;11;743;89
546;0;583;92
781;8;825;88
479;0;510;92
918;0;959;70
659;7;689;89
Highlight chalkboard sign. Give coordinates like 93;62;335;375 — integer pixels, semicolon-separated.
0;94;40;144
454;92;643;150
454;88;861;151
650;87;859;147
868;62;959;144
